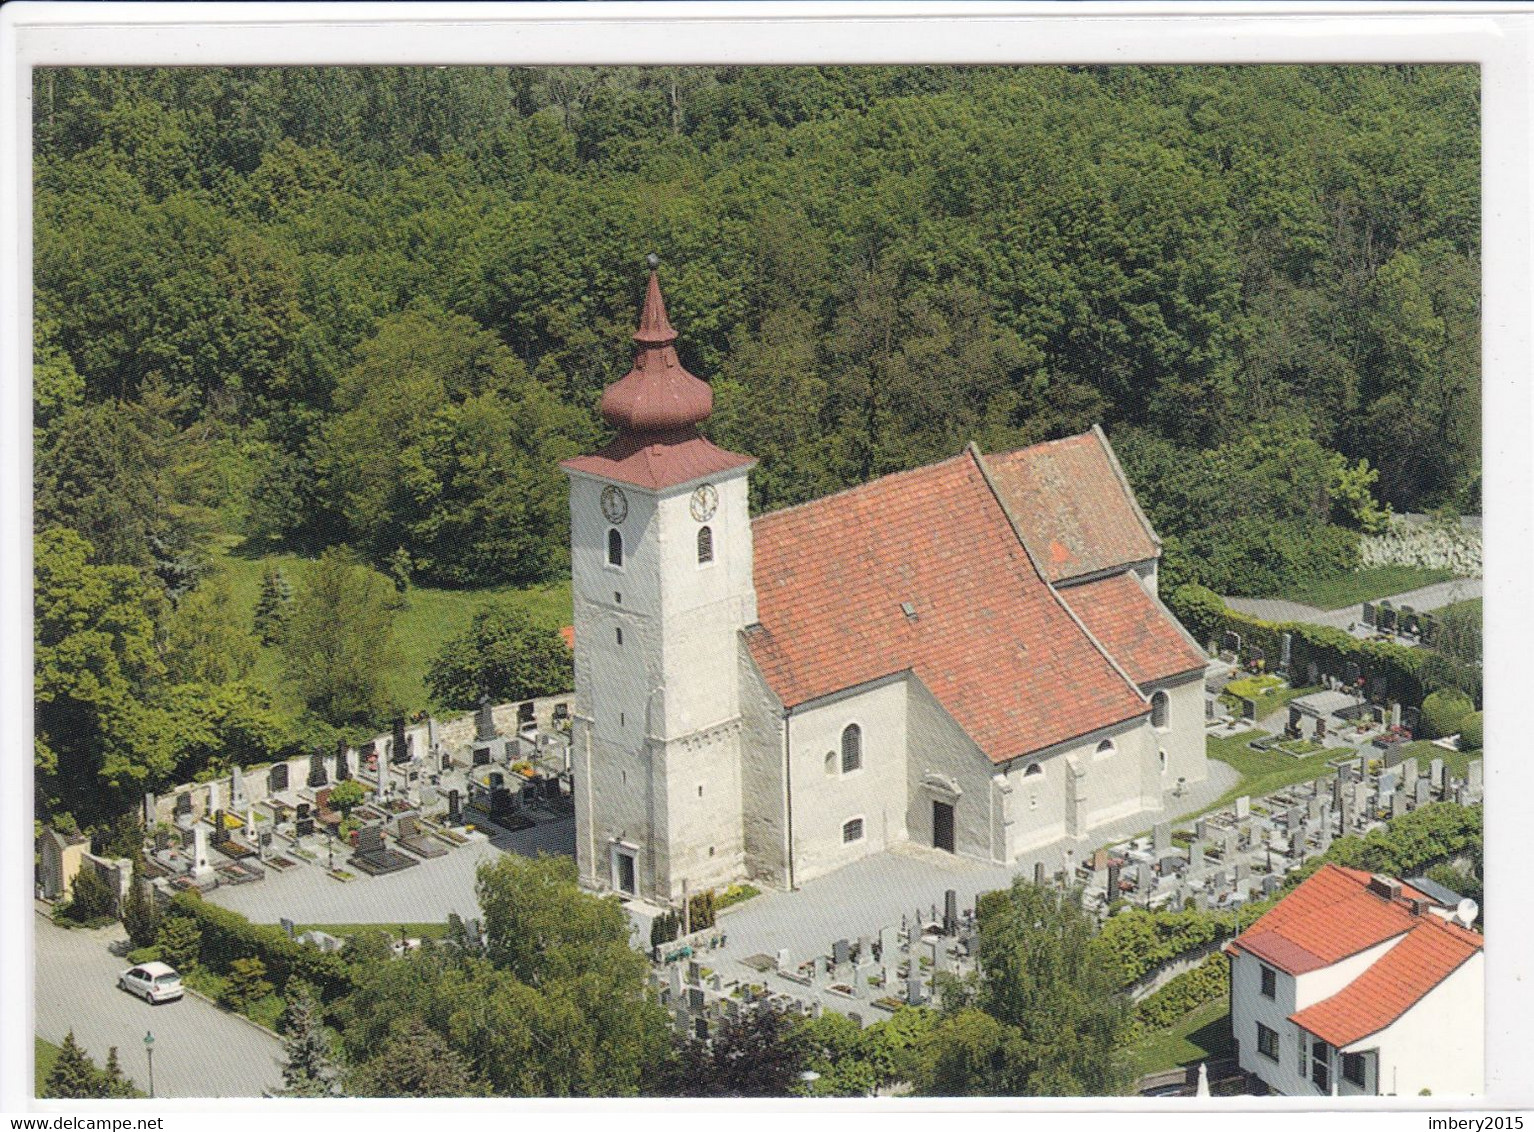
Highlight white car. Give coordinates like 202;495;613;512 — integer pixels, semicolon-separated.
118;961;183;1004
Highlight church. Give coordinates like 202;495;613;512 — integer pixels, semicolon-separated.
561;265;1209;903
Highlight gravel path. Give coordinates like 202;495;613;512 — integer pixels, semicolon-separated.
1225;577;1480;630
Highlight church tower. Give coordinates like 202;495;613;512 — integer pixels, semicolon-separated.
561;258;757;904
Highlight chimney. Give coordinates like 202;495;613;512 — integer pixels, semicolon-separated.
1369;875;1401;901
1408;896;1433;916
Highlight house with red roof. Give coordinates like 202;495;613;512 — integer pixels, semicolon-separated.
560;264;1209;900
1227;863;1483;1096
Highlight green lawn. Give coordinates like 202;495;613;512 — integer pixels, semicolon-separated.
35;1036;59;1095
1127;1000;1234;1078
1395;739;1475;780
1433;596;1482;623
1201;730;1338;815
1275;566;1459;610
214;535;572;715
294;921;450;940
1222;679;1319;722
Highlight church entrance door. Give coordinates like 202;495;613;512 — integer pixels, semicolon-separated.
932;801;955;853
614;848;637;895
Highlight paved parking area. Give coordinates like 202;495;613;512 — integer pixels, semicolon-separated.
34;914;283;1099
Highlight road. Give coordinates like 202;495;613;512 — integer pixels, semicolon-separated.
34;913;283;1099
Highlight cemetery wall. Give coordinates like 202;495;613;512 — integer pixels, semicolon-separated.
788;675;910;884
906;677;1000;861
738;644;790;889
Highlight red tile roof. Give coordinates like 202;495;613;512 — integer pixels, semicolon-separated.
986;426;1160;584
745;449;1149;763
562;428;755;492
1290;910;1482;1047
1058;571;1206;688
1233;865;1423;975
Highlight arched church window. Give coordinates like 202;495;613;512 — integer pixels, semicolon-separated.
1151;690;1170;730
841;724;862;773
842;818;864;843
1024;763;1043;777
1159;750;1168;774
697;525;714;564
1095;739;1115;759
607;528;623;568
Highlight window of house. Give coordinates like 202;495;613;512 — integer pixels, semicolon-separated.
1151;690;1170;730
1342;1052;1366;1088
1311;1039;1331;1092
607;528;623;568
841;724;862;773
842;818;864;843
1261;965;1276;999
1256;1022;1279;1061
697;525;714;564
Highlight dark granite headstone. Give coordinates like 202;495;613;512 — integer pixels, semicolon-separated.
334;739;351;782
392;717;409;764
833;939;851;966
476;695;496;742
1362;601;1376;626
295;802;315;837
1107;860;1121;896
307;748;328;788
447;789;461;823
473;745;491;766
1033;861;1045;886
944;889;959;935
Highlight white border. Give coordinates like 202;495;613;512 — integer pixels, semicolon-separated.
3;2;1530;1124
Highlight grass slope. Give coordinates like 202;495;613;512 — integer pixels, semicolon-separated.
1127;1000;1234;1079
294;921;451;940
34;1036;59;1095
215;536;573;715
1275;566;1457;610
1202;730;1338;815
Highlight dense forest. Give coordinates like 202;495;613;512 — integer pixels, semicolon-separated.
33;65;1479;829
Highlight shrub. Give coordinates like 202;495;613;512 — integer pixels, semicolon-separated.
155;913;203;973
1167;584;1226;646
1134;954;1230;1031
1420;689;1474;740
221;957;274;1014
1458;711;1483;750
120;879;159;949
63;866;116;923
167;892;356;1001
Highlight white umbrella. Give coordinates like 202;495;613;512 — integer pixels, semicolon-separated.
1196;1061;1210;1097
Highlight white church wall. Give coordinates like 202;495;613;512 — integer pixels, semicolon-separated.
1005;749;1068;855
787;676;910;885
905;678;999;862
657;722;748;899
1081;714;1156;830
738;645;791;889
1147;673;1208;793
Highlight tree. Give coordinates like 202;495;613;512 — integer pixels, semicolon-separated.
917;881;1132;1096
280;547;400;726
221;957;274;1014
253;566;294;646
425;602;573;712
346;1018;482;1097
154;913;202;973
100;1047;138;1099
43;1032;113;1099
63;865;116;924
1166;584;1227;647
121;878;160;950
1458;710;1483;751
162;571;259;684
328;779;366;819
278;980;341;1097
661;1004;808;1097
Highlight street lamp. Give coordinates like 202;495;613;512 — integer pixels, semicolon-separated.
143;1030;155;1098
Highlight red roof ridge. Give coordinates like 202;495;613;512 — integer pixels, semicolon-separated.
753;450;976;530
1089;423;1163;552
972;444;1149;710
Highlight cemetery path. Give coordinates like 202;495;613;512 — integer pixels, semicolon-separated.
203;820;574;926
706;761;1239;978
34;913;283;1098
1225;576;1480;629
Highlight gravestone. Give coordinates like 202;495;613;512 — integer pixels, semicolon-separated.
1379;772;1398;797
1242;698;1258;722
1468;759;1483;791
476;695;496;742
1234;860;1249;882
776;948;791;971
268;763;289;793
191;823;213;880
879;925;898;963
1153;822;1171;854
335;740;351;782
1033;861;1045;886
1414;778;1432;807
1317;823;1332;853
1206;696;1217;721
1188;841;1205;874
669;965;684;999
392;718;410;764
833;939;851;966
1222;828;1239;861
1401;756;1418;789
175;791;193;819
280;917;296;939
1287;805;1304;830
207;780;221;813
1107;860;1121;896
1431;758;1447;791
1280;632;1293;671
1331;775;1345;811
944;890;959;935
229;766;247;810
1391;791;1408;820
1454;784;1469;806
1091;847;1110;871
1262;874;1282;898
1362;602;1376;627
1137;862;1155;892
295;803;315;837
906;975;927;1006
307;748;328;788
1195;817;1210;841
1235;796;1250;820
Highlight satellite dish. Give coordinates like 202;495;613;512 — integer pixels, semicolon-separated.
1456;898;1479;926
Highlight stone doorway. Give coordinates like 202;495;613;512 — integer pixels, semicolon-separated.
932;800;955;853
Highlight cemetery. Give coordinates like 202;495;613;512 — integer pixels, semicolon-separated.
130;694;575;908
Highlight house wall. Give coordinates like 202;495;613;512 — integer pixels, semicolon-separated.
905;678;1003;862
788;676;910;885
1354;951;1483;1096
1295;936;1403;1009
1231;948;1313;1096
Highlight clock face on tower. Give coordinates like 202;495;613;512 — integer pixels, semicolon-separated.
600;485;629;524
690;483;719;522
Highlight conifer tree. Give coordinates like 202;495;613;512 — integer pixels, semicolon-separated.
120;877;159;950
253;566;294;646
100;1047;138;1098
154;913;201;973
43;1032;105;1099
279;981;341;1097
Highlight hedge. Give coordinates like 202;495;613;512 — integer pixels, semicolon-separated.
1289;802;1481;883
1134;954;1230;1031
168;892;356;1003
1214;607;1426;708
1420;690;1474;740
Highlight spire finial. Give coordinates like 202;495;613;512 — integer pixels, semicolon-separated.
632;258;677;346
646;251;660;271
